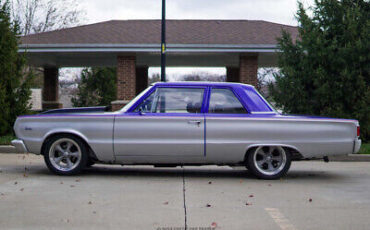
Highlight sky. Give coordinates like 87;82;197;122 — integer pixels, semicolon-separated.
80;0;314;26
64;0;315;80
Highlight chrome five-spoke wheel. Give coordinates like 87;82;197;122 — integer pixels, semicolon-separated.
49;138;82;172
247;146;291;179
44;135;88;175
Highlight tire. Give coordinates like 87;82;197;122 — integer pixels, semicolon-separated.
43;134;88;175
86;160;95;167
247;146;291;180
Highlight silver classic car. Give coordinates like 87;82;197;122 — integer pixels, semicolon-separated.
12;82;361;179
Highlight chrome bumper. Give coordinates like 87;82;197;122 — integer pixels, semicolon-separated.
353;139;362;154
11;139;28;153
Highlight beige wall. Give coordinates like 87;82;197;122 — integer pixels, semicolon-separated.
29;88;42;111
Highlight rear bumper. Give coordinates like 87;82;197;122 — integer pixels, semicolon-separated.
11;139;28;153
353;139;362;154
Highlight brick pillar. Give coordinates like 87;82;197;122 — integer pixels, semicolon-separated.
136;66;148;95
111;56;136;111
239;55;258;86
42;67;62;110
226;67;240;82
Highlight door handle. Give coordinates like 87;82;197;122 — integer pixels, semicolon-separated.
188;120;201;127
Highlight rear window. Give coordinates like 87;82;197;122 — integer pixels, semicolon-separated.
243;88;273;112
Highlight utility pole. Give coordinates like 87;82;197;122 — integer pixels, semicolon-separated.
160;0;166;82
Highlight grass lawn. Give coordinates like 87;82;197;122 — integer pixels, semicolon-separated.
359;143;370;154
0;135;15;145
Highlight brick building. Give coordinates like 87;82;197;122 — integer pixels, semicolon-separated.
19;20;298;111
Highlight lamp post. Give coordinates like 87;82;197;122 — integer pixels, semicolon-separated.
160;0;166;82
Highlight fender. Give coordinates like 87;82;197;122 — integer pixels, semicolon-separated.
42;129;90;150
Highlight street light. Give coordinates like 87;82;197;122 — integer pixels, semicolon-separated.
161;0;166;82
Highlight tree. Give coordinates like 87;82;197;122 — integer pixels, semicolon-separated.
10;0;85;90
10;0;83;35
0;0;33;135
256;68;279;98
180;72;226;82
270;0;370;141
71;67;117;107
149;73;161;85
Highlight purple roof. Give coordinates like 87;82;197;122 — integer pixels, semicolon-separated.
152;81;255;90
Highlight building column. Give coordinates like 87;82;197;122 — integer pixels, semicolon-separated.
226;67;239;82
111;56;136;111
136;66;148;95
239;55;258;86
42;67;62;110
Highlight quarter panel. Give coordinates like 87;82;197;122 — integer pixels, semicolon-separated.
14;115;115;162
205;116;357;163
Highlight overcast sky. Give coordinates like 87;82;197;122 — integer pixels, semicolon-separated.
66;0;315;79
80;0;314;26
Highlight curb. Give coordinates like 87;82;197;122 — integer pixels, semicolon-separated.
329;154;370;162
0;145;17;154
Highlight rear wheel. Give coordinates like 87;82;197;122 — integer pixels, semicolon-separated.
43;135;88;175
247;146;291;180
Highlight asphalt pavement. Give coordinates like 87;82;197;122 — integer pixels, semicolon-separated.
0;153;370;230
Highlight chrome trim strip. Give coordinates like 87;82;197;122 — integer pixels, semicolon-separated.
18;43;279;53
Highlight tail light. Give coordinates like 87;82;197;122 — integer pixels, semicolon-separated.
357;126;360;137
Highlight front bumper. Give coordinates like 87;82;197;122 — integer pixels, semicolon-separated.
11;139;28;153
353;138;362;154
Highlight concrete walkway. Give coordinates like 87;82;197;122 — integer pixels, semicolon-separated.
0;153;370;229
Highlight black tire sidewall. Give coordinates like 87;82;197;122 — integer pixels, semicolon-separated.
247;147;292;180
86;160;95;167
43;135;88;175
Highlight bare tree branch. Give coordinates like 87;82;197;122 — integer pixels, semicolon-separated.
10;0;84;35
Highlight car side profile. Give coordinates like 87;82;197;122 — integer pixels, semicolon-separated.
12;82;361;179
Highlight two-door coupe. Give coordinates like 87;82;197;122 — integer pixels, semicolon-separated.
12;82;361;179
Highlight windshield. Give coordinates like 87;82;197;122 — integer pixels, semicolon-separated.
120;86;153;113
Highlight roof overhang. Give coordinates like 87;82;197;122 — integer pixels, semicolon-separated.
18;43;280;68
19;43;279;53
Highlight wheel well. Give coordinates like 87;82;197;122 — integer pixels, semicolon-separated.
284;147;304;160
244;147;257;163
243;145;303;162
41;133;98;161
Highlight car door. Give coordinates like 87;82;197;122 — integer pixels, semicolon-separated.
205;87;250;163
113;86;207;164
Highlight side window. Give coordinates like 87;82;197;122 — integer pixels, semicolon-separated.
208;88;247;114
134;87;205;113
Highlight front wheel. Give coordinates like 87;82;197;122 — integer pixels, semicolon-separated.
247;146;291;180
44;135;88;175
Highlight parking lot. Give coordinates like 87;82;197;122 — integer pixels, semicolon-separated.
0;153;370;230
